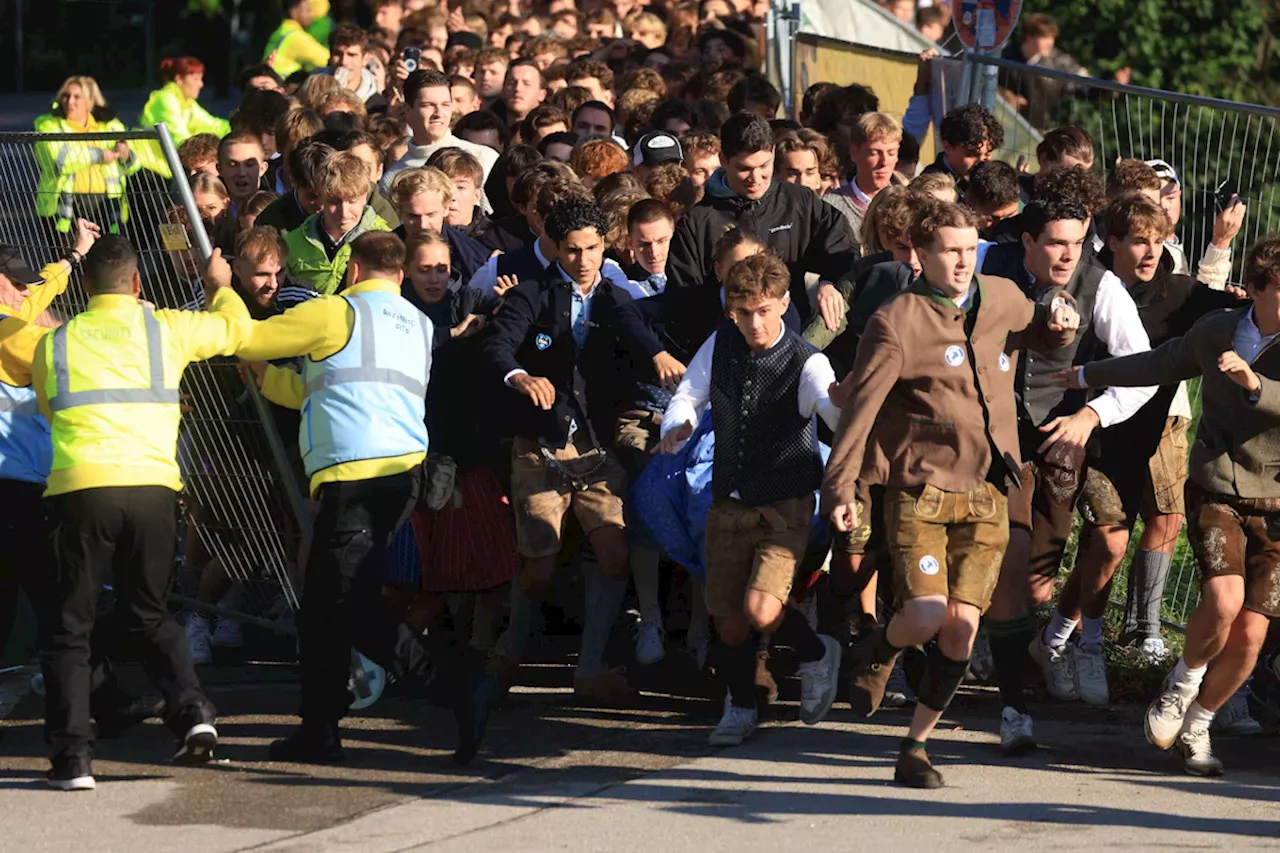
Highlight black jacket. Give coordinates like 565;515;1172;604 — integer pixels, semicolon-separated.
666;176;859;322
921;152;967;194
479;267;635;447
402;269;500;344
478;214;535;254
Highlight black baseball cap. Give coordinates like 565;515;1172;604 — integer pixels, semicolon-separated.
633;130;684;168
0;246;44;286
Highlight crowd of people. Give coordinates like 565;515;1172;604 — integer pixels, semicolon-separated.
5;0;1280;796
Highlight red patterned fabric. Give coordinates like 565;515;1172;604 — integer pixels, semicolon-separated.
412;467;520;592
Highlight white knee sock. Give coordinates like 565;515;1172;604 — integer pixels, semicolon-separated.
1042;612;1079;649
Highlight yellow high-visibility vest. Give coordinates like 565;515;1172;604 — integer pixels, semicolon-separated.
39;301;183;496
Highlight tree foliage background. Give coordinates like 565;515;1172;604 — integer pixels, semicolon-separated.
1021;0;1277;104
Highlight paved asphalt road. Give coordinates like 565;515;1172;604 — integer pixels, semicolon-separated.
1;640;1277;853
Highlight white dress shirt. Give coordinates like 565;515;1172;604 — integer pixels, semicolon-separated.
661;329;841;465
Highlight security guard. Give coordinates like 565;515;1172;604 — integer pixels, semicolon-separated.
238;231;496;766
0;220;96;666
34;236;252;791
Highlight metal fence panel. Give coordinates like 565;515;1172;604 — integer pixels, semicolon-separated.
0;128;304;630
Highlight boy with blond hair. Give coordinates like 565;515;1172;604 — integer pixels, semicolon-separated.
825;112;904;248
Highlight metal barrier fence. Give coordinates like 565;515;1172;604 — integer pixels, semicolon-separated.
960;51;1280;284
950;55;1280;630
0;125;305;634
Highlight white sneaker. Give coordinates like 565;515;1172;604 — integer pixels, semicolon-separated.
1146;671;1196;750
685;633;710;671
1028;633;1077;701
634;618;666;666
796;594;819;632
883;656;914;708
1174;724;1224;776
968;625;995;684
1212;684;1262;736
212;618;244;649
1140;637;1170;664
186;615;213;666
1074;642;1110;706
1000;706;1037;756
797;634;842;725
709;696;758;746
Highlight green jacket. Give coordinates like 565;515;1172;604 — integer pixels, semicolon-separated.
33;108;141;232
284;207;390;295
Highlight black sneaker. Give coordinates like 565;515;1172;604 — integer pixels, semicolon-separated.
97;695;166;739
173;723;218;765
453;670;500;766
269;724;345;765
894;745;944;789
47;756;95;791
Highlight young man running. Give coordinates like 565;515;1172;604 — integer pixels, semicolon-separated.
826;201;1078;787
1059;233;1280;776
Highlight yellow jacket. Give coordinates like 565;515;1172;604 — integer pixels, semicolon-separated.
235;279;424;496
33;287;252;496
0;261;72;324
264;19;331;79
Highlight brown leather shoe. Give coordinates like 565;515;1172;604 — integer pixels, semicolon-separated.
573;668;638;705
849;651;901;717
894;744;944;789
754;651;779;707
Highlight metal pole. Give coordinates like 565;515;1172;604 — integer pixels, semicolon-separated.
15;0;23;95
155;122;215;262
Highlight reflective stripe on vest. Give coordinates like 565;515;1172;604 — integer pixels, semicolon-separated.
49;308;179;411
303;296;432;400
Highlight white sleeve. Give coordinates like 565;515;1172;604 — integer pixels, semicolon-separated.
799;352;840;432
467;257;499;292
1086;271;1158;427
661;332;715;452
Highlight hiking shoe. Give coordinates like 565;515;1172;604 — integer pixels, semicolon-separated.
1074;642;1110;706
709;696;757;747
797;634;842;725
894;744;943;789
1174;725;1224;776
999;706;1037;756
634;618;666;666
1146;670;1195;750
1028;633;1077;701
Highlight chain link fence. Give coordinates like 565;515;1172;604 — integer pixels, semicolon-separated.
1;126;305;636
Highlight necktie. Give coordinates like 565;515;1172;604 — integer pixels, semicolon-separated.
571;291;588;352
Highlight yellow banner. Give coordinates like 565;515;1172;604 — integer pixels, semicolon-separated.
793;35;936;167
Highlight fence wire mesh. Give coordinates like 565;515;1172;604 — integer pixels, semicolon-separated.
0;129;303;632
945;56;1280;630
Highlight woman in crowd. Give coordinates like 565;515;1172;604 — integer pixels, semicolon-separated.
34;76;139;235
